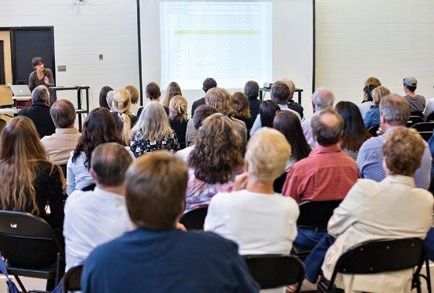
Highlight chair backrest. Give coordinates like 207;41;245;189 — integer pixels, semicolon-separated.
411;122;434;132
0;210;63;267
243;254;305;291
297;200;341;230
411;111;424;119
179;206;208;230
367;125;379;137
407;115;425;127
426;111;434;122
329;238;426;287
63;264;83;292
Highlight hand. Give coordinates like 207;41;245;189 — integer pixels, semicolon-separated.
176;222;186;231
376;126;384;136
44;76;49;85
233;171;248;191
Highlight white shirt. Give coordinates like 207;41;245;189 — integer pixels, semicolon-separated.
63;187;133;270
358;101;374;119
176;145;194;162
250;104;301;137
66;151;94;195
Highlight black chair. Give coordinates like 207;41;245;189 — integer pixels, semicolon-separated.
426;111;434;122
407;115;425;127
367;124;379;137
0;211;65;292
243;254;305;292
179;206;208;230
411;122;434;141
63;264;83;293
291;200;341;259
317;238;431;293
411;111;425;119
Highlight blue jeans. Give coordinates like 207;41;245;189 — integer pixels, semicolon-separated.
304;233;336;283
294;227;326;248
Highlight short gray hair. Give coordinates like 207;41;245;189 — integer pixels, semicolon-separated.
50;99;76;128
31;85;50;104
379;94;410;126
311;87;335;110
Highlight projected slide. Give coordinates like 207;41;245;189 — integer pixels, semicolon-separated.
160;2;272;89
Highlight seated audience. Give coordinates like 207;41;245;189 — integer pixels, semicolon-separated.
283;79;304;119
130;101;179;158
0;116;65;229
98;86;113;109
111;88;137;145
186;113;243;211
67;108;123;195
358;76;381;119
403;76;425;113
191;77;217;117
357;94;431;189
105;90;114;110
364;85;390;129
232;92;251;130
283;108;359;247
306;127;433;293
41;99;81;165
64;143;133;270
137;82;166;118
162;81;182;108
17;85;55;138
125;84;139;115
273;111;311;192
81;151;259;292
335;101;371;161
243;80;261;131
260;100;280;128
168;95;188;149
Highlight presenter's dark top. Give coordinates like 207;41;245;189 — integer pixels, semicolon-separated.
28;68;55;91
82;228;260;293
17;103;56;139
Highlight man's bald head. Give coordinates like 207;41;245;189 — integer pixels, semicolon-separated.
311;108;344;146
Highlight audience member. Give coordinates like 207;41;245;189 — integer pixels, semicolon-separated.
283;79;304;119
283;108;359;247
17;85;55;138
301;87;335;147
168;95;188;149
357;94;431;189
358;84;377;119
64;143;134;270
111;88;137;145
137;82;165;118
364;85;391;129
273;111;311;192
259;100;280;128
163;81;182;108
105;90;114;110
98;86;113;109
186;113;243;211
176;105;218;161
232;91;251;128
81;151;259;292
335;101;371;161
130;101;179;158
125;84;139;115
403;76;426;113
250;81;301;136
41;99;81;165
243;80;261;131
191;77;217;116
0;116;65;229
67;108;123;195
306;127;433;292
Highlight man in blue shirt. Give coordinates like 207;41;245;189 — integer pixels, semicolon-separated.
357;94;431;189
81;151;259;293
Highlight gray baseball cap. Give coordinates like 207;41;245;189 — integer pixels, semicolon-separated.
403;76;417;87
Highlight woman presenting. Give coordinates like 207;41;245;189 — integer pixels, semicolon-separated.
28;56;56;103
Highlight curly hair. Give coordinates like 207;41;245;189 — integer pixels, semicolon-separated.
189;113;243;184
205;87;234;116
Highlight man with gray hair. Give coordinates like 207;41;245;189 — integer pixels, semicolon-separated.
63;142;134;270
17;85;55;138
41;99;81;165
302;87;335;147
357;94;431;189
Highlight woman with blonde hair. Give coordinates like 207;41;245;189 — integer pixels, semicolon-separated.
125;84;140;115
186;113;244;211
169;95;188;149
111;88;137;145
364;85;391;129
163;81;182;107
130;101;179;158
0;116;65;228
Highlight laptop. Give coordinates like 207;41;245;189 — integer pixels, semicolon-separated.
9;85;32;109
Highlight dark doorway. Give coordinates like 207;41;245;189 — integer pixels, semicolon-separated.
11;27;55;85
0;41;5;84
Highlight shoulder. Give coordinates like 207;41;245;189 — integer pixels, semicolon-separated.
359;135;383;151
64;190;88;211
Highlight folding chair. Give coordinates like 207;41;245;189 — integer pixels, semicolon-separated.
179;206;208;230
317;238;431;293
407;115;425;128
0;211;65;292
63;264;83;293
243;254;305;292
411;122;434;141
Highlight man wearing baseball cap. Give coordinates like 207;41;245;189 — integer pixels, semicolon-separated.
403;76;426;113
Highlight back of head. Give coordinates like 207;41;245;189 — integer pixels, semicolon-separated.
125;85;139;104
169;95;188;120
260;100;280;127
133;101;172;141
50;99;76;128
112;88;132;114
202;77;217;93
379;94;410;126
364;76;381;87
146;82;161;100
270;81;290;104
311;87;335;111
31;85;50;104
371;86;391;106
243;80;259;99
106;91;115;110
232;92;251;119
282;79;296;100
204;87;233;115
403;76;417;92
246;128;291;183
99;86;113;109
163;82;182;107
311;108;344;146
126;151;188;229
192;105;218;130
91;143;133;186
382;127;424;176
363;84;378;102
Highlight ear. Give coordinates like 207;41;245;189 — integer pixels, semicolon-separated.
243;160;248;172
89;168;97;181
380;114;385;126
